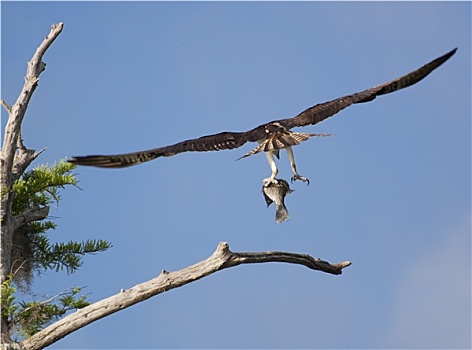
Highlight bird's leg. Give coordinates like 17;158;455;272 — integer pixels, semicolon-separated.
263;151;279;187
286;146;310;185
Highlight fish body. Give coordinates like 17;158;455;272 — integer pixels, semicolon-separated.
262;179;293;223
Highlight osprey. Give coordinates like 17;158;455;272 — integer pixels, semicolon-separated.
69;49;456;185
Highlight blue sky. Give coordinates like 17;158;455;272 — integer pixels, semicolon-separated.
2;2;470;349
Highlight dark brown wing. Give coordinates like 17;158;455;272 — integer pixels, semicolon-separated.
278;48;457;129
69;131;247;168
70;49;456;168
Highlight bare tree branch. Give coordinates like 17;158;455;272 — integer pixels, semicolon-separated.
12;141;46;182
1;99;11;113
12;206;50;232
20;242;351;350
228;250;351;274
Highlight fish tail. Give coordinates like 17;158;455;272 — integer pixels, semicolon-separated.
275;204;290;223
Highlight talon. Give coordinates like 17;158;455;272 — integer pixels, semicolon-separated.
291;174;310;185
263;177;278;187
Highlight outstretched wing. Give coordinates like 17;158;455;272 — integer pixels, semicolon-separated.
69;131;248;168
278;48;457;129
69;48;456;168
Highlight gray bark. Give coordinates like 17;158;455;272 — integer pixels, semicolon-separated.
0;22;64;345
20;242;350;350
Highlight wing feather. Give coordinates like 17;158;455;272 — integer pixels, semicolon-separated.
69;131;247;168
69;49;456;169
278;48;457;129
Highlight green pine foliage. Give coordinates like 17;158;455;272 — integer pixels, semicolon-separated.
11;160;78;215
3;159;112;339
2;275;91;338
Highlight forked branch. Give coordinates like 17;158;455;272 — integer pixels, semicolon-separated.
21;242;350;350
1;22;64;178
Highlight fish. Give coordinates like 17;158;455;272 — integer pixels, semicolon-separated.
262;178;293;223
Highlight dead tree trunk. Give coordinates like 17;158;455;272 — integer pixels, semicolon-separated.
1;23;64;346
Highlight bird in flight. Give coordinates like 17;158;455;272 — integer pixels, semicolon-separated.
69;48;456;186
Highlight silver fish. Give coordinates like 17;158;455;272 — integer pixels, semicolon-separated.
262;179;293;223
